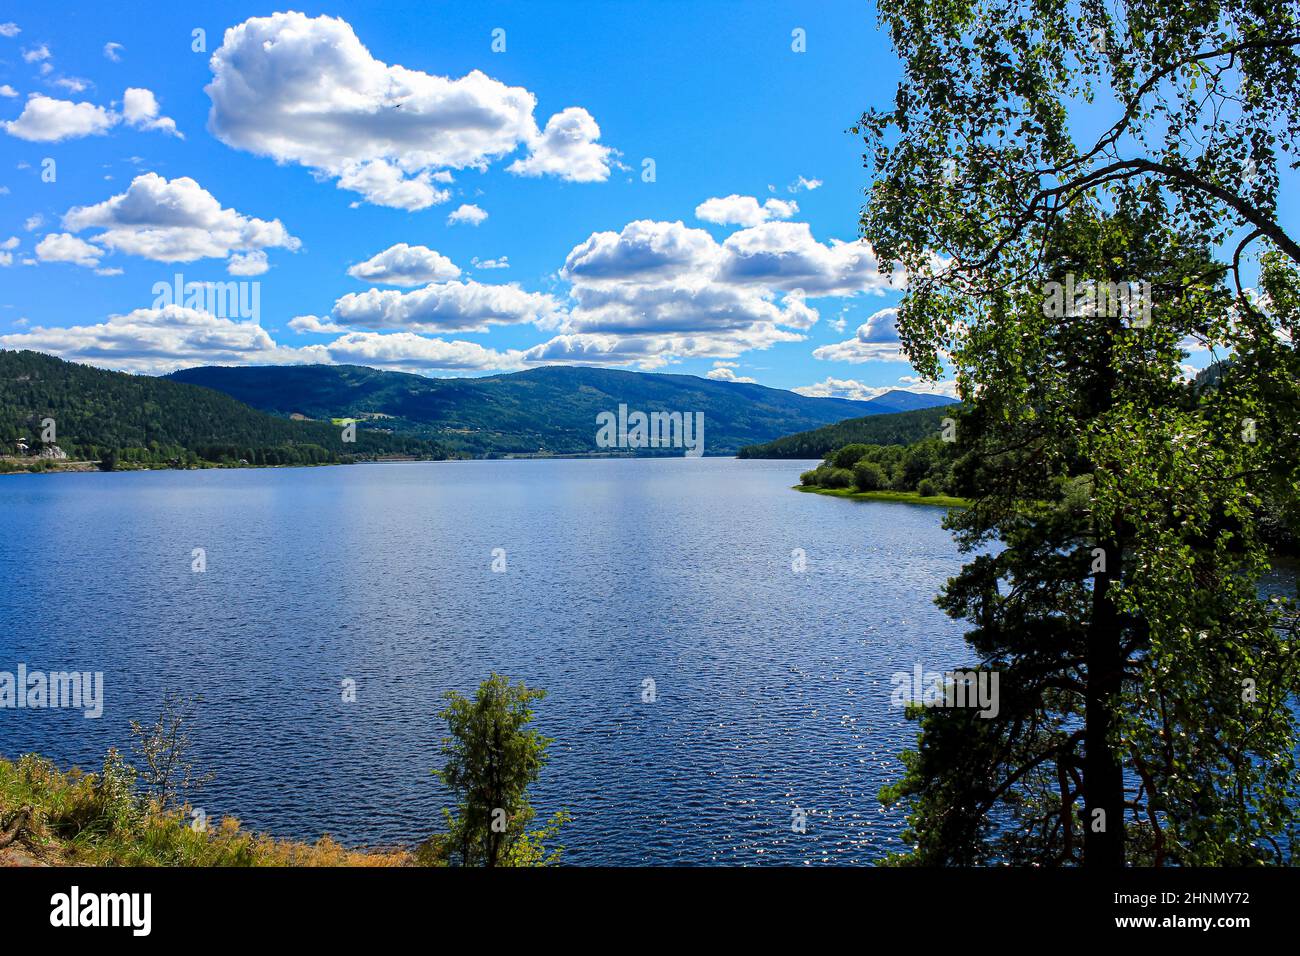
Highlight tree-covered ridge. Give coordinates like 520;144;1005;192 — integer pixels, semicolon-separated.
0;349;443;468
738;404;957;459
167;363;952;456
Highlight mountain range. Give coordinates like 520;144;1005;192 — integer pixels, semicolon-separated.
166;363;955;456
0;350;439;466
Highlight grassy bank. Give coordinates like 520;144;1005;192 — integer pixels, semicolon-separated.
794;484;970;508
0;754;409;866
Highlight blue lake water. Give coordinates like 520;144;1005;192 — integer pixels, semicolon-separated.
0;458;984;864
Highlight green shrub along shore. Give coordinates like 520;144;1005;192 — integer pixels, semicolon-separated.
798;435;964;504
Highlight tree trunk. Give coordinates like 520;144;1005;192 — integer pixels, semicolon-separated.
1084;537;1126;866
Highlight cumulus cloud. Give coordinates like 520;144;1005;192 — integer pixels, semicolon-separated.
792;377;890;401
337;160;449;211
321;331;518;371
332;280;563;334
695;194;798;227
3;94;115;141
0;302;520;375
0;23;20;38
288;314;348;335
507;106;612;182
22;44;49;63
718;221;896;295
543;215;891;367
897;374;960;399
0;305;317;373
447;203;488;226
563;219;721;285
472;255;509;270
706;362;756;383
121;87;181;137
35;232;105;267
1;88;178;142
61;173;299;266
103;42;124;62
204;12;613;209
788;175;822;193
812;306;906;363
0;85;17;98
347;243;460;286
227;250;269;276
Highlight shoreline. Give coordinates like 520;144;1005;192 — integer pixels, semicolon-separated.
794;484;971;508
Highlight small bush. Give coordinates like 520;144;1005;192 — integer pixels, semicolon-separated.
916;477;939;497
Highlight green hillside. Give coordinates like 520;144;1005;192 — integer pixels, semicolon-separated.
166;364;951;456
0;350;443;469
737;403;958;459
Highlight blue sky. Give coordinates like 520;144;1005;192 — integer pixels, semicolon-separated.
0;2;1280;398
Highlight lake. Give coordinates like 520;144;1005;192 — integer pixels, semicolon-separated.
0;457;981;864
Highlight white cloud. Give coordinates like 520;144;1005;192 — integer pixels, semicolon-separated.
24;214;43;232
227;251;269;276
0;299;530;374
472;255;509;270
3;94;116;141
447;203;488;226
545;215;893;367
718;222;896;295
0;85;17;98
62;173;299;266
52;77;91;94
321;331;517;371
0;305;320;373
507;106;612;182
0;23;20;38
706;362;756;383
337;159;449;211
121;87;181;137
103;42;124;62
562;219;721;286
204;12;612;208
1;88;178;142
896;374;960;398
695;194;798;227
812;306;906;362
348;243;461;286
1;236;18;250
35;232;105;267
332;280;563;334
789;175;822;193
793;377;890;401
22;44;50;63
288;314;347;335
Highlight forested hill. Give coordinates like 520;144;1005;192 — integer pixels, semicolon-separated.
0;350;441;466
737;403;958;459
166;364;951;456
